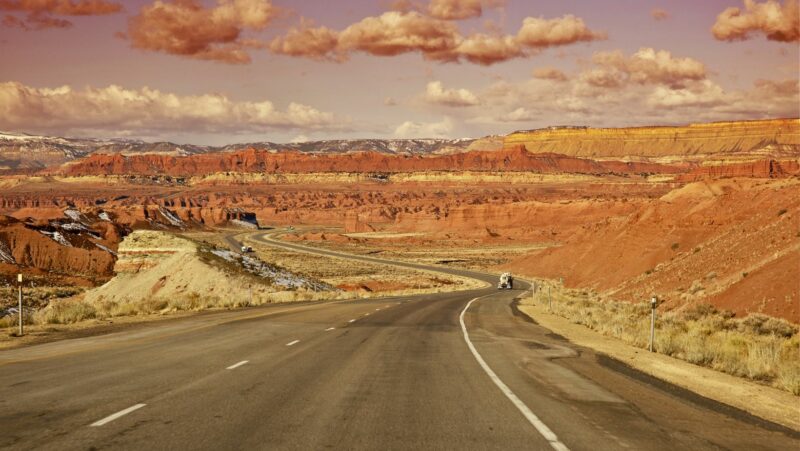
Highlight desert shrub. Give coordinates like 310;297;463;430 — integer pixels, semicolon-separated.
36;299;97;324
739;314;798;338
530;281;800;394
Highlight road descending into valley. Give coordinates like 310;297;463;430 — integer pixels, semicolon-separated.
0;231;797;450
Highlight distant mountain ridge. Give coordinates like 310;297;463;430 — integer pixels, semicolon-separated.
0;131;497;173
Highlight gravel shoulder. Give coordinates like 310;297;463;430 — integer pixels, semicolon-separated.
517;302;800;431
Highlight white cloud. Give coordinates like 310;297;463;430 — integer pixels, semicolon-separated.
394;117;455;138
423;81;480;106
0;81;349;137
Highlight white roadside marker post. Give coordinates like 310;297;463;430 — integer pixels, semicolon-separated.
17;273;23;336
649;296;658;353
548;285;552;312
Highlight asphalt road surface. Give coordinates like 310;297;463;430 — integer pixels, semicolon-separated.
0;231;797;450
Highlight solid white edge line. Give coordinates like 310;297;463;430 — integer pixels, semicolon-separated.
348;319;356;323
325;327;336;331
460;296;570;451
90;404;146;427
286;340;300;346
226;360;249;370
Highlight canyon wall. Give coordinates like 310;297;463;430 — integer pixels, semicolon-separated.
504;119;800;158
57;147;687;178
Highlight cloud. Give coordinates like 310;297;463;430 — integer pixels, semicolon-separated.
0;0;122;29
337;11;461;62
384;97;398;106
427;0;505;20
647;80;727;108
651;8;670;21
127;0;277;64
516;15;607;49
423;80;480;106
532;67;568;81
394;116;454;137
0;81;348;137
268;19;341;61
584;48;707;89
268;10;604;65
712;0;799;42
471;68;799;129
454;33;523;65
501;107;536;121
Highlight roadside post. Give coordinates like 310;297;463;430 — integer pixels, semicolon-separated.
649;296;658;352
17;273;23;336
548;285;552;312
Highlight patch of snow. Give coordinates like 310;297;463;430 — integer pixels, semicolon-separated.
99;212;111;222
0;240;14;264
40;231;72;247
208;248;331;290
158;207;184;227
64;209;82;222
61;223;87;232
94;243;117;256
211;249;236;262
231;219;258;229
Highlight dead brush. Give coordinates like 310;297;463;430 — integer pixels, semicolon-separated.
531;286;800;394
34;299;97;324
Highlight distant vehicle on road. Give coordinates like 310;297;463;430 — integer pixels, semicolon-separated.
241;245;253;253
498;272;513;290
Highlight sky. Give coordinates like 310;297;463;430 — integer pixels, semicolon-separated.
0;0;798;145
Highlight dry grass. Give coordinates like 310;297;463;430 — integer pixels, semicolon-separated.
523;285;800;394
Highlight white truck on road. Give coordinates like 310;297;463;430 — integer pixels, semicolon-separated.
498;272;513;290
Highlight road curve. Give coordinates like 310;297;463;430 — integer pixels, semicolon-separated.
0;231;796;450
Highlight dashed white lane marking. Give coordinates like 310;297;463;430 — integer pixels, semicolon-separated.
226;360;249;370
364;313;370;316
90;404;146;427
460;296;570;451
286;340;300;346
348;319;356;323
325;327;336;331
375;308;381;311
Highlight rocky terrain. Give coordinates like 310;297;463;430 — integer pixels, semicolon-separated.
0;118;797;322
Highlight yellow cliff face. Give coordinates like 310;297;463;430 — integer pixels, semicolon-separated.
504;118;800;158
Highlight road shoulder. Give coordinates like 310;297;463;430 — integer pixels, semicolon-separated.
517;301;800;431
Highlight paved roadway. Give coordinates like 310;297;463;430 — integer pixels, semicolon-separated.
0;231;797;450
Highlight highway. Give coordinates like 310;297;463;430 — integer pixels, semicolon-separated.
0;231;797;450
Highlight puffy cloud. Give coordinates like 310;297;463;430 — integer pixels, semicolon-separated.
269;10;604;65
0;0;122;29
501;107;536;121
423;81;480;106
585;48;707;89
427;0;504;20
394;116;454;138
647;80;727;108
0;81;347;137
712;0;799;42
516;15;606;49
532;67;568;81
651;8;670;21
127;0;276;64
268;20;341;61
337;11;461;61
454;33;523;65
